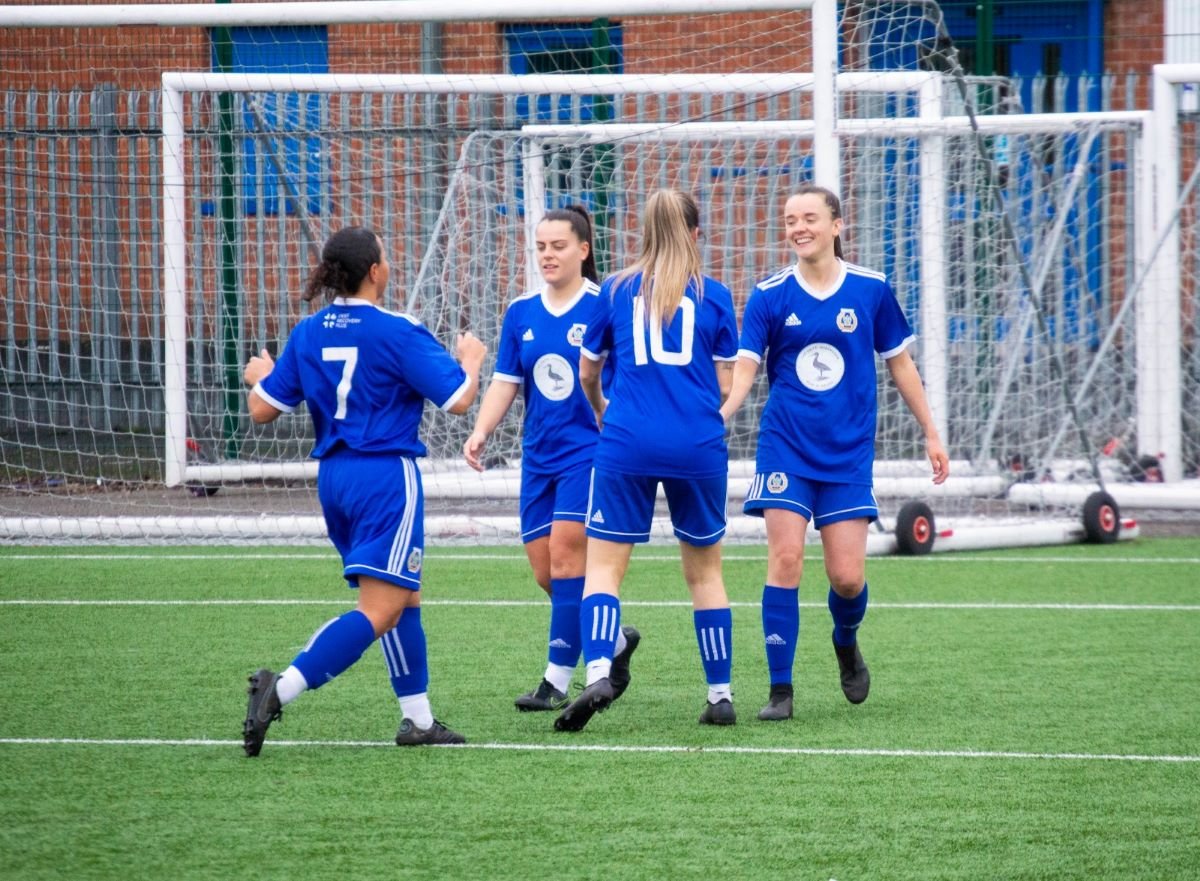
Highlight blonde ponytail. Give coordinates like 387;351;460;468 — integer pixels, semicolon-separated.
616;189;702;325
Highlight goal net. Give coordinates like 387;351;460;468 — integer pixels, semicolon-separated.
0;0;1179;545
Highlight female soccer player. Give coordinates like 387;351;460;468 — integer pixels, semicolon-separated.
463;206;638;712
554;189;741;732
720;185;949;721
241;225;486;755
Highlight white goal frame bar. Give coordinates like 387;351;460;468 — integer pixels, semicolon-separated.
162;71;1159;492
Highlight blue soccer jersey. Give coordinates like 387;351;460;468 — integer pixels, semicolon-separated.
492;280;604;475
740;260;915;485
255;297;470;458
582;272;739;479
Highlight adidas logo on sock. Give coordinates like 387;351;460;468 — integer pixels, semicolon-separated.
765;633;788;646
548;638;572;649
785;313;802;327
522;328;535;341
590;509;605;524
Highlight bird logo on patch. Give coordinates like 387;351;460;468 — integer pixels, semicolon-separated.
795;343;845;391
532;353;573;401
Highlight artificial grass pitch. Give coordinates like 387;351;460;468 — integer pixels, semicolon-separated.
1;540;1198;880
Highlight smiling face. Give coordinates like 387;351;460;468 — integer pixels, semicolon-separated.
784;192;842;263
535;219;589;289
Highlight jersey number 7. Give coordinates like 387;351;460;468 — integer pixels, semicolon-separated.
322;346;359;419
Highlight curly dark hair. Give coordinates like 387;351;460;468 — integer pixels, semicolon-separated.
302;226;382;302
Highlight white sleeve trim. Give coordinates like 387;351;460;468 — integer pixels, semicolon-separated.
713;354;739;363
252;383;296;413
580;346;607;362
490;372;522;385
439;375;473;412
736;348;763;364
879;334;915;360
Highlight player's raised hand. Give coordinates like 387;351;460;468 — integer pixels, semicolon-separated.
243;348;274;386
455;332;487;369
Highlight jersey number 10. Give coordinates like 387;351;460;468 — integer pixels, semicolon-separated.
632;296;694;367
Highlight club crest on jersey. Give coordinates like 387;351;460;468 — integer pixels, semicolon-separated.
567;323;587;347
766;472;788;494
406;547;423;573
533;353;574;401
836;308;858;333
795;343;845;391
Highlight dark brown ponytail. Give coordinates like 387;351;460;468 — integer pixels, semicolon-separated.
303;226;382;302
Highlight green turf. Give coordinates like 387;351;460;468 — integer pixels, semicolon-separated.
1;539;1198;880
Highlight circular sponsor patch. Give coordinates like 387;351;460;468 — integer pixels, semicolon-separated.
766;472;788;494
533;354;574;401
795;343;844;392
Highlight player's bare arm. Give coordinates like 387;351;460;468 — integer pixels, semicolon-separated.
244;348;282;424
578;352;606;428
885;349;949;484
718;356;759;424
446;332;487;415
464;379;519;471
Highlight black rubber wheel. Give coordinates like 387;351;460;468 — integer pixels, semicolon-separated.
895;501;936;555
1082;491;1120;543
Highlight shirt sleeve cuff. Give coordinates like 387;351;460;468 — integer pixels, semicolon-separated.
879;335;915;360
439;375;473;412
252;383;296;413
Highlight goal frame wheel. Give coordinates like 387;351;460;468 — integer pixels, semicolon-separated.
1082;491;1120;544
894;500;936;555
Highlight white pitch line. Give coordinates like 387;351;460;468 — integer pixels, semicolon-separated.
1;598;1198;611
0;736;1195;763
3;552;1200;564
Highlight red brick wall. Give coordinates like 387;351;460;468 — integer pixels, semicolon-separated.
0;4;1169;93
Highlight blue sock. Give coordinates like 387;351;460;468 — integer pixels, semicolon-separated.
547;576;585;668
290;609;376;690
380;607;430;698
580;593;621;664
762;585;799;686
829;584;869;647
694;607;733;686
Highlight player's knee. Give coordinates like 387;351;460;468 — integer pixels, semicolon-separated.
361;606;404;637
547;544;583;585
827;570;866;598
769;545;804;585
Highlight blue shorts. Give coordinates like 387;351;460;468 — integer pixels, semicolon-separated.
743;471;878;528
317;451;425;590
519;462;591;542
586;467;727;547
